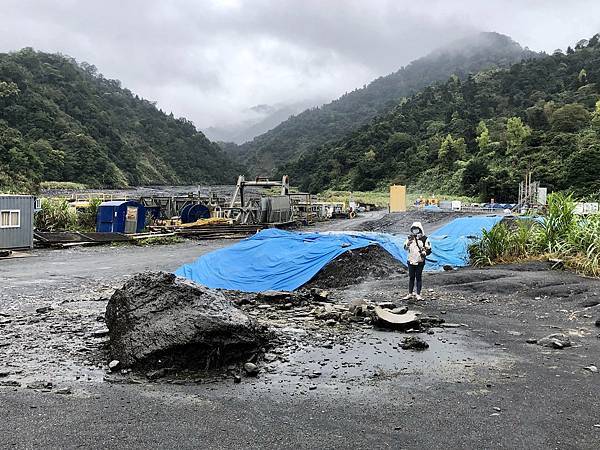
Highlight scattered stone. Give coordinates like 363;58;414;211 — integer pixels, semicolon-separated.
233;374;242;383
308;385;317;390
0;380;20;387
440;323;462;328
0;370;10;378
146;368;167;380
310;289;330;302
92;328;109;338
108;360;121;372
374;307;420;330
256;291;292;303
349;299;368;318
105;272;269;369
391;306;408;315
377;302;396;310
314;304;342;321
595;318;600;328
420;316;444;327
27;381;53;390
55;388;72;395
325;319;337;326
35;306;53;314
584;365;598;373
244;362;259;376
263;353;278;363
526;338;538;344
400;336;429;350
537;333;571;349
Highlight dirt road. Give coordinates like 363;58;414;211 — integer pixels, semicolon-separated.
2;211;599;449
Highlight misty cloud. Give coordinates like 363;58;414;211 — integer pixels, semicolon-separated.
1;0;599;136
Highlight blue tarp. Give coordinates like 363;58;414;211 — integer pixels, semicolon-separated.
174;216;505;292
175;229;406;292
425;216;504;271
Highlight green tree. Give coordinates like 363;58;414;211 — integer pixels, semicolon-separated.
438;134;466;169
0;81;19;98
550;103;591;132
475;121;490;151
506;117;531;154
462;158;490;198
592;100;600;129
567;144;600;194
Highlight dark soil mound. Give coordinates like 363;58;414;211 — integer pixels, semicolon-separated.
304;245;406;289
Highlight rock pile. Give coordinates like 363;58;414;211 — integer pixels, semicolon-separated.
105;272;269;370
536;333;571;349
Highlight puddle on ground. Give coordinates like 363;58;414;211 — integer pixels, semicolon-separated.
258;328;508;391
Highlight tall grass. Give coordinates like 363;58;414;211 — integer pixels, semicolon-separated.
469;220;534;266
34;197;102;232
40;181;88;191
531;192;575;253
77;198;102;231
469;192;600;276
35;198;78;231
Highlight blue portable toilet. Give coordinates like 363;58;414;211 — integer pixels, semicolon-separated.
96;201;146;234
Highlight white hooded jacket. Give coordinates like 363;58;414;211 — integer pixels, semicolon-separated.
403;221;431;265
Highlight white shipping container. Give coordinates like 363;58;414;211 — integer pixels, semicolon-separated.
537;187;547;206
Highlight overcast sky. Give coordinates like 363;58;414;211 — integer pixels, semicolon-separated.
2;0;600;135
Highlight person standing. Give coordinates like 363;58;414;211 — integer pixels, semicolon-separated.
403;221;431;300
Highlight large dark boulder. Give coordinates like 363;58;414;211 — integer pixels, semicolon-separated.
105;272;268;370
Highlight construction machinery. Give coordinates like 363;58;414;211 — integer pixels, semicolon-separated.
226;175;293;225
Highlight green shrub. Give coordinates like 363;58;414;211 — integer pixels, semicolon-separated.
469;220;536;266
35;198;78;231
469;192;600;276
39;181;88;191
560;215;600;276
531;192;575;253
77;198;102;231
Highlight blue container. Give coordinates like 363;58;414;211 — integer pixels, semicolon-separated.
96;201;146;234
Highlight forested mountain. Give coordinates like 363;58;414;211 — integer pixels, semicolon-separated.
0;49;242;193
235;32;539;174
281;35;600;201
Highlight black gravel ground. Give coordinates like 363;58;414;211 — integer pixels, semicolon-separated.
2;211;600;449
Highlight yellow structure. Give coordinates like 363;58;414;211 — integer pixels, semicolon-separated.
389;185;406;212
